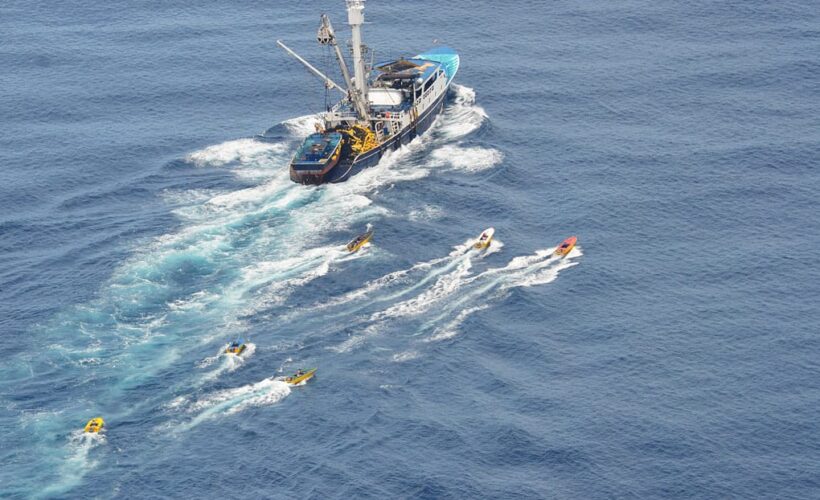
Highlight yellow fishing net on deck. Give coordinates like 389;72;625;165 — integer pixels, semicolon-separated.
344;125;379;155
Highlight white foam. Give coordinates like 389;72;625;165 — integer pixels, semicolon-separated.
479;238;505;258
161;188;223;207
236;245;344;313
425;305;490;342
41;430;106;497
328;323;382;353
392;350;420;362
165;395;189;411
313;266;412;313
204;172;296;210
233;166;284;181
330;144;431;193
186;376;291;424
504;247;583;289
490;248;557;274
308;238;477;317
371;257;473;320
430;145;503;173
283;114;323;136
407;205;442;221
168;291;218;312
318;243;572;352
186;139;287;168
437;84;488;139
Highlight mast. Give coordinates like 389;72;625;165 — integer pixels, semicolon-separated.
346;0;369;114
317;14;369;121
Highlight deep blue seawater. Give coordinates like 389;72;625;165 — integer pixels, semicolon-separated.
2;0;819;498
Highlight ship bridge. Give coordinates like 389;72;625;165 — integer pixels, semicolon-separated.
368;58;443;111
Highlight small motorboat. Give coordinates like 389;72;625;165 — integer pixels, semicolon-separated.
225;340;247;355
84;417;105;434
346;229;374;253
284;368;317;386
554;236;577;257
474;227;495;250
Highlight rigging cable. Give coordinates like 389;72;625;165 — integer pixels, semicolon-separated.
322;45;331;112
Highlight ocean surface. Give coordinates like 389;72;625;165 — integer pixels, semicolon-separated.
1;0;819;498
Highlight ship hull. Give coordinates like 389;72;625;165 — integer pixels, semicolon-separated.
320;88;449;184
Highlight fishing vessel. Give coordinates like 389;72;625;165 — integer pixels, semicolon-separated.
278;0;459;184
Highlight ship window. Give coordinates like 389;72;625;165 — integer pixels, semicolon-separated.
423;73;438;92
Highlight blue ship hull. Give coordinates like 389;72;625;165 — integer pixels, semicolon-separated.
319;87;449;184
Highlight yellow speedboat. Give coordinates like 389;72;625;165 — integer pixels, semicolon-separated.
225;340;246;355
284;368;317;386
346;229;374;253
474;227;495;250
84;417;105;433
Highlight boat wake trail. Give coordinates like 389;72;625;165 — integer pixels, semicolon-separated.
38;431;106;499
196;343;257;385
371;256;474;322
168;377;292;432
419;247;583;343
9;84;497;493
326;246;582;354
419;247;583;342
314;236;488;316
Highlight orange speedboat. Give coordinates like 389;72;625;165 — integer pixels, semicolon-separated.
554;236;577;257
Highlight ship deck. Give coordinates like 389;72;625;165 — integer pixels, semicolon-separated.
291;132;342;170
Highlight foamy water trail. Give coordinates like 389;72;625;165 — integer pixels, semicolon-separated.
421;247;583;342
37;431;106;499
305;237;482;320
20;85;498;494
430;145;503;173
371;257;474;321
144;85;495;428
186;138;288;168
392;350;421;363
437;84;487;139
425;305;491;342
325;246;582;353
329;323;384;354
478;238;505;258
321;240;504;352
124;84;497;441
197;343;257;385
35;84;492;374
173;377;292;432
